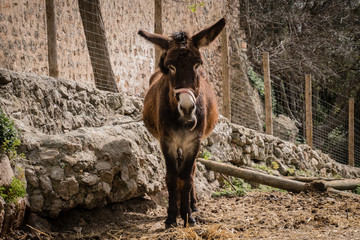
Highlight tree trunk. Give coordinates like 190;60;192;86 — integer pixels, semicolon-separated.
197;158;307;193
310;179;360;191
78;0;118;92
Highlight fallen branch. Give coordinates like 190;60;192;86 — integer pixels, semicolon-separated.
26;224;52;238
285;176;345;182
197;158;307;193
198;158;360;197
310;179;360;191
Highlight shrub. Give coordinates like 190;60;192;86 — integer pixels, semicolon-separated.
0;109;21;158
213;177;251;198
0;177;26;203
353;186;360;195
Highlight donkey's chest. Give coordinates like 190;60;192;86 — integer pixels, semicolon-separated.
166;130;199;159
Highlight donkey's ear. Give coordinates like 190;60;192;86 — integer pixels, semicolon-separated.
138;30;170;50
192;18;226;48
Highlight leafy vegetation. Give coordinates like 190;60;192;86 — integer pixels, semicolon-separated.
200;149;212;160
212;175;288;198
252;163;274;174
258;185;287;194
248;67;278;115
213;177;251;198
0;110;21;159
0;177;26;203
352;186;360;195
188;1;205;12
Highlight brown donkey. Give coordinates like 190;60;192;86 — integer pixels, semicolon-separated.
138;18;225;228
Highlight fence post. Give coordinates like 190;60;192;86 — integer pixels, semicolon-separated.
154;0;162;67
45;0;59;78
348;98;354;167
221;28;231;120
263;52;273;135
305;74;313;148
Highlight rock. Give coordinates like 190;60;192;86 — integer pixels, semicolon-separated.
0;155;14;186
273;114;299;142
57;177;79;200
29;191;44;212
50;167;64;181
273;147;283;159
81;173;99;186
25;169;39;188
0;196;5;232
0;198;26;235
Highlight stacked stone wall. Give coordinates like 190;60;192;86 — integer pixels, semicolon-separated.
0;1;48;75
1;69;359;218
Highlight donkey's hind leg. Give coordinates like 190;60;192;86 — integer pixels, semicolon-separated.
190;164;198;212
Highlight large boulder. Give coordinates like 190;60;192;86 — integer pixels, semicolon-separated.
22;121;164;217
273;114;299;142
0;155;14;186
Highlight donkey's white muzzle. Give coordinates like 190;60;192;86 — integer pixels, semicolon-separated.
174;88;197;131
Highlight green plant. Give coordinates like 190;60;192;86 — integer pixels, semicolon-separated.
200;149;212;160
188;1;205;12
253;163;273;174
0;110;21;158
247;67;278;115
270;161;279;170
352;185;360;195
258;185;288;193
212;177;251;198
248;67;265;98
0;177;26;203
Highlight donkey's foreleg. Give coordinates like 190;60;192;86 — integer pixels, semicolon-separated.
165;169;178;227
161;139;179;228
179;142;200;227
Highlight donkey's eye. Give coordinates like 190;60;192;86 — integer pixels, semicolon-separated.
168;65;176;73
193;63;200;71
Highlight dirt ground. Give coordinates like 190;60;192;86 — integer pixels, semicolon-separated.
3;189;360;240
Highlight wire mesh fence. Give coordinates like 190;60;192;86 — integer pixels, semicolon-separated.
77;0;118;92
232;63;360;167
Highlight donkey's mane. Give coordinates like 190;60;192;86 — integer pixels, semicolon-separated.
171;31;189;43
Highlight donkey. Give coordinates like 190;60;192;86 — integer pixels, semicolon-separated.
138;18;226;228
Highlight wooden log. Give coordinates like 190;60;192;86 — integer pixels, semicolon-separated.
197;158;306;193
285;176;345;183
310;179;360;191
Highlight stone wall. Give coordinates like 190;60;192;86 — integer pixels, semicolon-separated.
1;69;359;218
206;117;360;179
0;1;48;75
0;68;136;135
55;0;94;85
100;0;155;96
0;0;241;115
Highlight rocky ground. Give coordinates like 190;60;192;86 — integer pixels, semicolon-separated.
3;189;360;240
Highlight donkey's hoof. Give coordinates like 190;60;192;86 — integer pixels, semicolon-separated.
184;217;196;227
191;205;199;212
165;222;178;229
